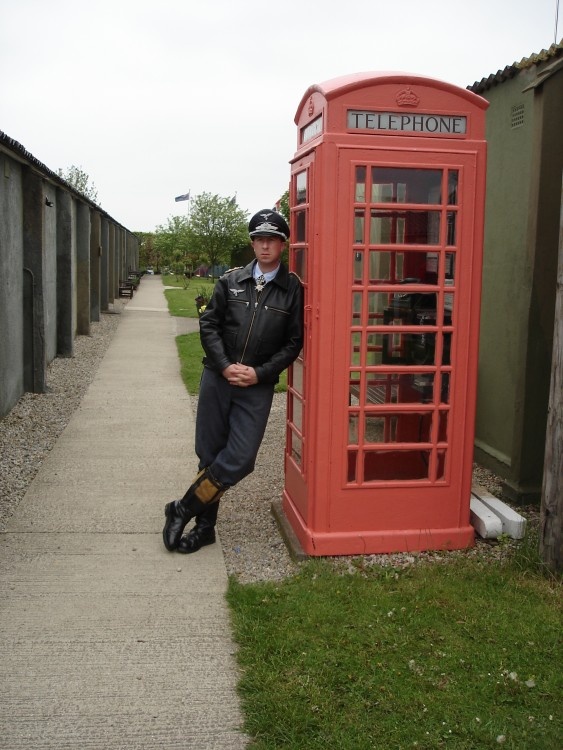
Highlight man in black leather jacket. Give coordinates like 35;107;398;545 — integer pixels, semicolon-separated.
162;209;303;554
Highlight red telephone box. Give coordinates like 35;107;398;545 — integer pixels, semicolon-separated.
282;72;488;556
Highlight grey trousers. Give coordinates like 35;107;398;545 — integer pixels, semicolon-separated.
195;368;275;487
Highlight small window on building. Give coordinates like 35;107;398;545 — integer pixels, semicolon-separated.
511;103;525;129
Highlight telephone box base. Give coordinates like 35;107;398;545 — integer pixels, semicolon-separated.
281;492;475;557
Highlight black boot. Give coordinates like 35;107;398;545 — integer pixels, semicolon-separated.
162;490;204;552
177;501;219;554
163;468;226;552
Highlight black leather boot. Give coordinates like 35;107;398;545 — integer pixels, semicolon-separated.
177;501;219;554
162;490;204;552
163;468;226;552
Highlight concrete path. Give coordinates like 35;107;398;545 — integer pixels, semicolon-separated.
0;277;249;749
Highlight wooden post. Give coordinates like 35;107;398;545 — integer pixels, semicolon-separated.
540;175;563;573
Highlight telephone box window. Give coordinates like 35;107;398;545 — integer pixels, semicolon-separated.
367;291;386;325
291;394;303;431
354;209;365;243
438;410;449;442
366;333;383;365
291;431;302;466
372;182;396;202
446;212;457;246
292;356;304;395
355;166;366;202
440;372;451;404
372;167;442;204
348;412;359;444
370;210;442;245
296;210;306;242
448;171;459;204
351;332;362;365
353;251;364;283
363;450;432;481
294;248;307;282
347;451;357;482
365;415;398;443
296;171;307;204
351;291;363;326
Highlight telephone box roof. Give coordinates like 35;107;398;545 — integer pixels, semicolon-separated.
295;71;488;124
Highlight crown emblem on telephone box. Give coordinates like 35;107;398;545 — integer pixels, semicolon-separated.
396;86;420;107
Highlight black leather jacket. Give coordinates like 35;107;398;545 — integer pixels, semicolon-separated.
199;261;303;384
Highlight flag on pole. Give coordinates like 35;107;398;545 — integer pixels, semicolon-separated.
175;192;190;202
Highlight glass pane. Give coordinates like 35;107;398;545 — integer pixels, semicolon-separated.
366;333;383;365
355;166;366;202
446;211;456;246
365;373;435;405
365;415;397;443
354;209;365;243
351;332;362;366
293;248;307;282
367;291;388;325
368;250;437;284
292;357;303;394
353;251;363;283
347;451;357;482
438;410;448;442
445;252;456;280
444;285;454;318
291;431;302;466
372;182;396;202
378;332;439;365
440;372;450;404
291;394;303;431
374;292;438;326
348;413;359;444
372;168;442;204
296;210;306;242
448;171;458;205
296;171;307;205
436;449;447;480
352;291;362;326
443;333;452;366
364;450;431;480
371;211;440;245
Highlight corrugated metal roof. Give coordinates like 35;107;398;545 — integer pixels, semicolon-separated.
468;40;563;93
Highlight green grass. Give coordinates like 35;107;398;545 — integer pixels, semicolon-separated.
163;277;215;317
227;547;562;749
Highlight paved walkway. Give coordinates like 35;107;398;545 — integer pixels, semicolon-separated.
0;277;249;749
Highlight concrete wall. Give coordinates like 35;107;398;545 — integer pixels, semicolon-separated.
474;57;563;502
0;153;24;411
0;132;139;418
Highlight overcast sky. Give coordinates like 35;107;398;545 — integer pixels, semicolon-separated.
1;0;559;232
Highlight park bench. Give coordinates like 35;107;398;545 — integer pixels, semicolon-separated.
119;280;135;299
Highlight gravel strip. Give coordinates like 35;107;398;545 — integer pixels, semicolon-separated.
0;312;537;584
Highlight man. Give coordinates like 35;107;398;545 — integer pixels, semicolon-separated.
163;209;303;553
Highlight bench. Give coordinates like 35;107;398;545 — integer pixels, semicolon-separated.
119;280;135;299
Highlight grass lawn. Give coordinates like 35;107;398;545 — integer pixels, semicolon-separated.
227;549;561;749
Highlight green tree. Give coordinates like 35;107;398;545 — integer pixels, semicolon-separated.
154;214;193;273
278;189;289;222
56;165;99;203
187;193;248;277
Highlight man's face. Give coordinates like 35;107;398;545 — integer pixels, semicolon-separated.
251;235;284;272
